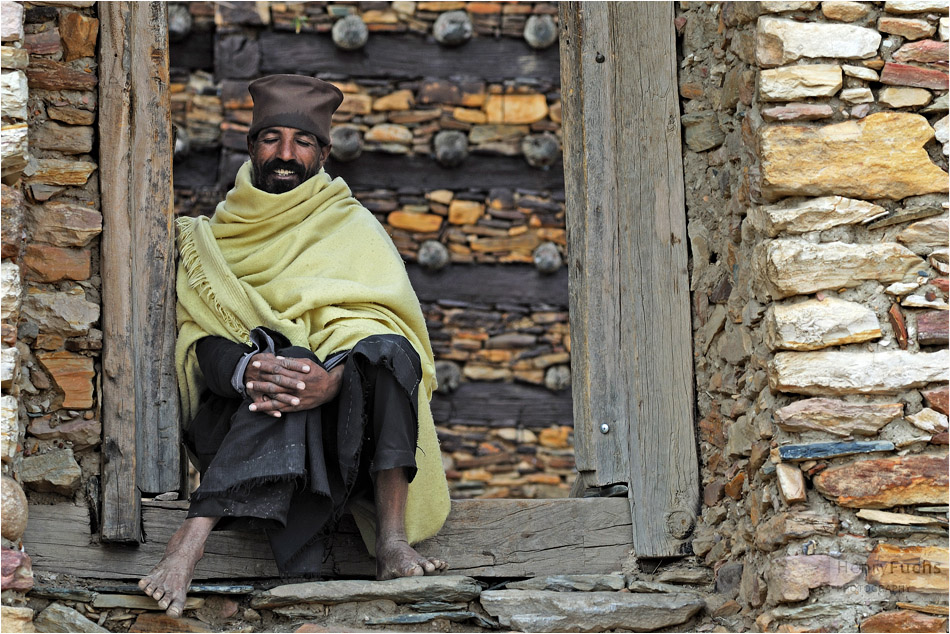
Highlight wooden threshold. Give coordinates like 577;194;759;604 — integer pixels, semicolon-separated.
24;498;632;581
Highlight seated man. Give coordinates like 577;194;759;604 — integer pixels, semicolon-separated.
139;74;450;618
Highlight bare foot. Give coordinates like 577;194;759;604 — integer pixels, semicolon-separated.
138;516;216;618
376;537;448;580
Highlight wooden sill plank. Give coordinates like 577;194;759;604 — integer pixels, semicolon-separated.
24;498;631;580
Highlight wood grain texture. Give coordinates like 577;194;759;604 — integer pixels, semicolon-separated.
25;499;632;580
407;263;568;306
99;2;179;541
255;31;560;82
431;382;573;428
559;3;698;556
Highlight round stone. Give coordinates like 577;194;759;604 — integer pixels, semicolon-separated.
545;365;571;392
433;10;473;46
533;241;562;274
433;130;469;167
524;15;558;50
332;15;369;51
1;476;28;542
522;132;561;168
168;3;193;42
435;360;461;393
418;240;450;271
330;125;363;162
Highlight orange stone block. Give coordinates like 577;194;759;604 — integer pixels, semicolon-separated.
387;211;442;233
452;107;487;124
860;610;948;633
337;93;373;115
36;351;94;409
538;426;571;449
485;94;548;125
867;544;949;593
23;244;90;282
448;200;485;225
465;2;502;13
813;455;948;508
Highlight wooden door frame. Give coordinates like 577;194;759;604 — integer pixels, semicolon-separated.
93;1;698;566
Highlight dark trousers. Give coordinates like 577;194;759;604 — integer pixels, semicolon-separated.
183;330;421;575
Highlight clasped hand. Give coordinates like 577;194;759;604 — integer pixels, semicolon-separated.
244;353;344;418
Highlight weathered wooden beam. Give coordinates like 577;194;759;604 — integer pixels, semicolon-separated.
254;31;561;82
559;3;699;557
407;264;569;306
431;382;573;429
24;499;632;580
99;1;179;543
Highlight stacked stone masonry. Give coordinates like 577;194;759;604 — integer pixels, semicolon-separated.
1;0;103;628
2;1;950;633
167;1;574;500
681;0;949;632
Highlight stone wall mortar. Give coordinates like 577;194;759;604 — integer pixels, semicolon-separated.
680;1;949;631
1;0;102;608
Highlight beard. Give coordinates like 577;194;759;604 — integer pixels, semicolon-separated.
250;158;319;194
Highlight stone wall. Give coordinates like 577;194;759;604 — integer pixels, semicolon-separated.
167;0;575;499
678;1;949;631
1;0;102;619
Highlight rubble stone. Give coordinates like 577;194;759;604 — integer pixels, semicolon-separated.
1;70;27;120
0;2;23;43
752;196;887;237
1;475;28;541
480;590;704;633
20;448;82;494
21;286;101;337
879;16;938;39
23;244;91;282
754;512;837;552
881;62;950;90
922;386;949;415
822;1;872;21
885;0;950;14
906;408;949;434
774;398;903;436
860;609;949;632
0;606;34;633
1;394;17;463
36;351;94;408
765;555;862;603
60;12;99;61
770;350;948;395
766;297;881;351
27;417;101;451
756;17;880;66
764;240;924;299
1;547;32;592
26;201;102;248
485;94;548;124
896;215;949;252
252;576;482;608
867;544;949;593
758;64;842;101
759;113;949;201
506;574;626;592
34;603;109;633
776;463;807;504
879;86;934;108
814;454;949;507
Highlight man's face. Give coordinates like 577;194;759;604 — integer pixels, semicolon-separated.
248;126;331;194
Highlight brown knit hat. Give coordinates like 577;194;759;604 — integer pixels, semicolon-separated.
248;74;344;145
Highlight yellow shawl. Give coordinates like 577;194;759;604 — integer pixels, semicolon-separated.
175;162;449;547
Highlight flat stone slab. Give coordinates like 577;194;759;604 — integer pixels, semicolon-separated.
480;590;704;632
778;440;894;461
507;573;626;592
751;196;886;237
769;350;948;395
766;297;881;351
814;454;949;508
759;112;949;201
251;575;482;609
763;240;924;299
756;17;880;66
774;398;903;436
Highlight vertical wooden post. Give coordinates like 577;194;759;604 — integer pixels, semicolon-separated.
99;2;178;541
560;2;699;556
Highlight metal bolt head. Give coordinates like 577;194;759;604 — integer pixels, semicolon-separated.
600;423;610;434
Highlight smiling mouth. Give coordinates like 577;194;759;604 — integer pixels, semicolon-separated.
272;169;297;177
